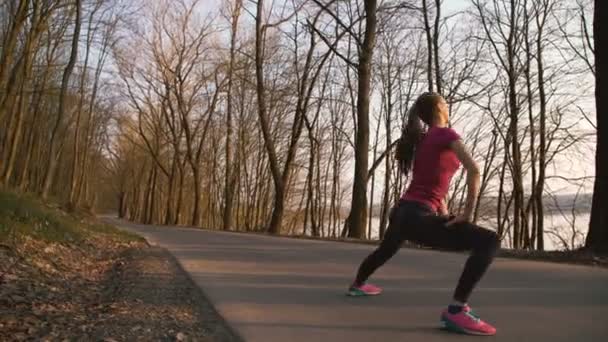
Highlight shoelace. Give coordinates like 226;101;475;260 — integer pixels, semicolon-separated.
464;311;481;324
465;307;478;316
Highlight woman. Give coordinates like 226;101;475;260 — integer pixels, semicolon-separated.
347;93;500;336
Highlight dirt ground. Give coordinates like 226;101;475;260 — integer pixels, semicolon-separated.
0;241;239;342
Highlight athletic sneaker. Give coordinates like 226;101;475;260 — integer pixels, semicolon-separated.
347;283;382;296
440;305;497;336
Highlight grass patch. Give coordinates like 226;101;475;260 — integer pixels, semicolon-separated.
0;189;141;248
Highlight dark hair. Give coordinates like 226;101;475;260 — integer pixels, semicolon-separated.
395;92;443;175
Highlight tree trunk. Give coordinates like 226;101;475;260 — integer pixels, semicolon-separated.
523;1;537;250
586;0;608;252
506;0;524;249
41;0;82;199
346;0;377;239
305;129;318;236
223;0;242;232
191;167;202;226
0;0;29;114
255;0;284;234
148;166;158;224
143;166;154;224
422;0;434;92
474;130;498;222
2;57;31;185
164;154;177;225
118;191;127;218
535;3;549;251
368;108;382;239
175;159;186;225
2;1;49;186
433;0;442;94
68;4;99;207
378;65;394;239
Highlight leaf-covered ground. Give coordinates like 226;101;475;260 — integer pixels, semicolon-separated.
0;190;239;341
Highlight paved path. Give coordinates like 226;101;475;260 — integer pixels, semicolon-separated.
106;218;608;342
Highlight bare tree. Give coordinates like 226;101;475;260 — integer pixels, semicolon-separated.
254;0;330;234
222;0;243;231
586;0;607;252
41;0;82;199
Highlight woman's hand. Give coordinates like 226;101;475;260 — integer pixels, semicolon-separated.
439;199;449;216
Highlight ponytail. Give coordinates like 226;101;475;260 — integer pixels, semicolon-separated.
395;105;424;175
395;92;442;175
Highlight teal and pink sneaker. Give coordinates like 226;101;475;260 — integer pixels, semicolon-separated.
440;305;497;336
347;283;382;297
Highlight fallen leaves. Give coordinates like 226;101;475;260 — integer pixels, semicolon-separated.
0;234;236;341
0;229;144;341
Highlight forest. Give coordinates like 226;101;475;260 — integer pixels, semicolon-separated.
0;0;605;252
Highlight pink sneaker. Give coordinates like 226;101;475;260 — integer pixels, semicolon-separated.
347;283;382;296
440;306;497;336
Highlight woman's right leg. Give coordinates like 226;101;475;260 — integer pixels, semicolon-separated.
403;216;500;303
353;206;405;286
354;219;405;286
403;215;499;335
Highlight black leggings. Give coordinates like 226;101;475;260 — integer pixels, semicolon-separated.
355;200;500;303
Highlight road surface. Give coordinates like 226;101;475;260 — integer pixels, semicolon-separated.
106;218;608;342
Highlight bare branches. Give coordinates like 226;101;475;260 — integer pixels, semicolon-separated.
0;0;594;248
310;0;363;46
309;21;358;68
554;0;594;75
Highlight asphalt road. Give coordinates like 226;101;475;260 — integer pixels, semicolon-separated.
106;218;608;342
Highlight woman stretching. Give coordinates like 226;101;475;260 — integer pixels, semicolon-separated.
348;93;500;336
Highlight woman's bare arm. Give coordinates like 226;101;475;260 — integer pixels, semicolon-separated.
447;140;480;224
